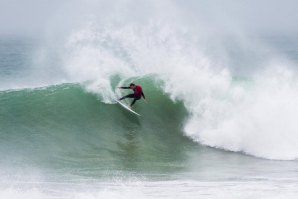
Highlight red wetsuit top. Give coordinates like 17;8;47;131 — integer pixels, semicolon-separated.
133;85;143;97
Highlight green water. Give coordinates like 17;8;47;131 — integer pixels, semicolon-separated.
0;82;200;181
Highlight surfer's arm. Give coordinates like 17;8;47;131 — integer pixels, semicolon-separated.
141;92;146;99
119;87;130;89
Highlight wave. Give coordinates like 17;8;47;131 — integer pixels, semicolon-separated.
55;23;298;160
2;65;298;162
0;81;193;177
2;1;298;161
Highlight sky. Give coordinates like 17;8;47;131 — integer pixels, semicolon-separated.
0;0;298;37
177;0;298;34
0;0;58;36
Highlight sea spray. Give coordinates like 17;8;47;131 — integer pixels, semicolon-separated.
59;21;298;160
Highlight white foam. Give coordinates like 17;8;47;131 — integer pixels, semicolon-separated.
184;64;298;160
1;180;298;199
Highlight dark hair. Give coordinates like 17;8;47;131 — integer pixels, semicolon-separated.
129;83;135;87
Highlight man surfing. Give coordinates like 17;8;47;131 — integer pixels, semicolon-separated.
118;83;146;109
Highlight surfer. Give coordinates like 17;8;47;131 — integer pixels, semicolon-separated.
118;83;146;108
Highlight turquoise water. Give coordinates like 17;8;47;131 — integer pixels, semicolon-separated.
0;82;191;176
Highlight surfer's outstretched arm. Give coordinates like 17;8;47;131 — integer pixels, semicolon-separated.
119;87;130;89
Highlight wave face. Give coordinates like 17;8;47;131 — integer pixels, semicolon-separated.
0;82;193;177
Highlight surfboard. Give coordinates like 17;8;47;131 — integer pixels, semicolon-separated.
116;100;141;116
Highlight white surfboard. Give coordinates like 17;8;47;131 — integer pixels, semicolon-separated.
116;100;141;116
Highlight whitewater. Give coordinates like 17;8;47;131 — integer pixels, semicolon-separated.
1;0;298;198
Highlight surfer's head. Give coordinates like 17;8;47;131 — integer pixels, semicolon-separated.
129;83;135;88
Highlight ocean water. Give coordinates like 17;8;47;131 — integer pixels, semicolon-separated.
1;35;298;199
1;1;298;198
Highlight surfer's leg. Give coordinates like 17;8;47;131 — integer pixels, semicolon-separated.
119;94;135;100
130;98;137;107
130;96;141;107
